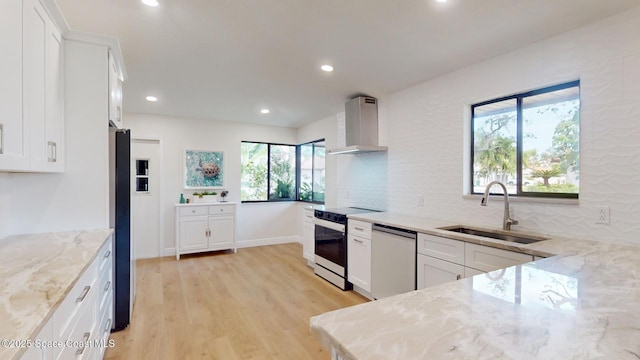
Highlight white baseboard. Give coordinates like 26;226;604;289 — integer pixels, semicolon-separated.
236;235;299;248
162;236;301;257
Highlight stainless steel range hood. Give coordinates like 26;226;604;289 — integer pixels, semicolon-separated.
329;96;388;155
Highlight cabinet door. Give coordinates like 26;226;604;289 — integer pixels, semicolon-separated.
464;266;485;278
179;216;208;251
417;254;464;290
0;0;27;170
303;210;314;262
208;215;234;249
347;235;371;292
465;243;533;272
23;0;47;170
108;51;123;128
44;19;64;171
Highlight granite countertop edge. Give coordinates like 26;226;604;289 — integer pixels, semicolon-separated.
0;229;113;360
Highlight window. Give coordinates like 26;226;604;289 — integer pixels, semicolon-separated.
241;139;326;203
241;142;296;201
471;81;580;198
298;139;325;203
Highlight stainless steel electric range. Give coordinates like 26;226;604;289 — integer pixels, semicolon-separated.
313;207;380;290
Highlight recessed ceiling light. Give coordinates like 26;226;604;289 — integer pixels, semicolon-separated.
260;109;270;114
436;0;447;2
321;65;334;72
141;0;159;7
145;96;158;102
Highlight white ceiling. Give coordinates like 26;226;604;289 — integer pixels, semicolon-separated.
56;0;640;128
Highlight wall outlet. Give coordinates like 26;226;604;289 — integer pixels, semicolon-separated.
417;195;424;207
596;206;610;224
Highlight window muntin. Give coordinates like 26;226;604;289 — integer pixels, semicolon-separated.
471;81;580;198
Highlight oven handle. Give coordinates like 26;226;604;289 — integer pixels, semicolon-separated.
314;218;346;233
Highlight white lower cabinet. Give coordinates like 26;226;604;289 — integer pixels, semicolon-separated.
417;233;534;290
302;208;314;263
21;236;113;360
175;203;237;260
417;254;464;290
347;235;371;292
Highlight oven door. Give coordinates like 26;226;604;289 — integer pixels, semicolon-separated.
314;218;346;268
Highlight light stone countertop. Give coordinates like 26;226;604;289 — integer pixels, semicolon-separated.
0;229;113;360
311;212;640;359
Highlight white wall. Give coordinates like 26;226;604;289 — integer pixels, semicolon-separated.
0;40;110;237
308;7;640;245
125;113;300;253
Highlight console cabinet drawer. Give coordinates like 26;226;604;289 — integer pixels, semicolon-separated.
179;206;208;216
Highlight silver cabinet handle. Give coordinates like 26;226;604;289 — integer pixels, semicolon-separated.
104;281;111;292
0;123;3;154
104;250;111;259
354;227;364;231
353;238;364;243
47;141;57;162
104;319;112;333
76;286;91;303
456;274;461;280
192;210;196;213
75;332;91;355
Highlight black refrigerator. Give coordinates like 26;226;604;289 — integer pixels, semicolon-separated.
109;127;135;331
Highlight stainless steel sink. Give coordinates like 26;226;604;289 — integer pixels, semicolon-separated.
438;226;547;244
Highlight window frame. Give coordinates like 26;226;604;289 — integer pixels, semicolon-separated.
470;80;580;199
241;141;297;203
240;139;326;204
296;138;325;204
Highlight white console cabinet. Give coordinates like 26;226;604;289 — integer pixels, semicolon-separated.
175;203;237;260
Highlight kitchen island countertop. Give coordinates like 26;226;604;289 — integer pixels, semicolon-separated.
0;229;113;360
311;212;640;359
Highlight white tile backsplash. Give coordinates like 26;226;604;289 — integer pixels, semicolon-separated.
331;6;640;245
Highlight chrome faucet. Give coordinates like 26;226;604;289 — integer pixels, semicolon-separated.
481;181;519;230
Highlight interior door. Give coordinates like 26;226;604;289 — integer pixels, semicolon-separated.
131;138;162;259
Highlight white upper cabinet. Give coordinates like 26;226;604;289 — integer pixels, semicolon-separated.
1;0;65;172
0;0;27;170
108;50;124;128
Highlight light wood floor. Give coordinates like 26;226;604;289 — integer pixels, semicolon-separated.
104;243;368;360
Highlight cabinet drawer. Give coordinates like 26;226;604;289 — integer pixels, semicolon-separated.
348;220;372;239
417;233;465;265
56;287;97;360
209;204;234;215
98;236;113;273
465;243;533;272
179;206;209;216
98;262;113;315
304;209;314;222
53;257;98;339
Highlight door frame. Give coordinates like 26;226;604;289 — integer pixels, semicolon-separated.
131;136;165;258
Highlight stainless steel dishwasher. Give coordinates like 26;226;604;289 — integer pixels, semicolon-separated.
371;224;417;299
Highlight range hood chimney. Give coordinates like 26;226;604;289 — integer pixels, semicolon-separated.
329;96;388;155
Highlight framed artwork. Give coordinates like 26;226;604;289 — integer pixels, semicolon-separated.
184;149;225;189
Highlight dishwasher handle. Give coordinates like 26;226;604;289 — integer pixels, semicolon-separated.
372;224;417;239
